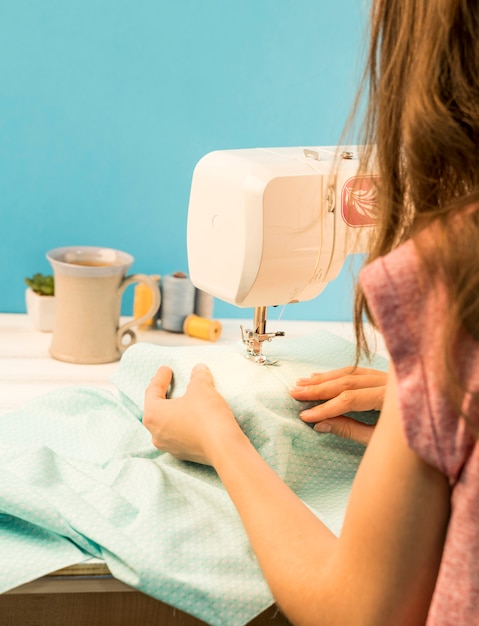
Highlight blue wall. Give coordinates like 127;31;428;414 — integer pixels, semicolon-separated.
0;0;367;321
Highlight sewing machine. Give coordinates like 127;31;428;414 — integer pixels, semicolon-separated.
187;146;379;363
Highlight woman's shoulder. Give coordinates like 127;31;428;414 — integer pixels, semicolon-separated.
360;238;479;481
359;239;427;347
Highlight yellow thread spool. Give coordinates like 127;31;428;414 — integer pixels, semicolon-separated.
133;275;161;329
183;314;222;342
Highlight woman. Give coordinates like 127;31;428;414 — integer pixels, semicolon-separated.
143;1;479;623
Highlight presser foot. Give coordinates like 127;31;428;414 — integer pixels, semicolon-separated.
243;352;279;366
240;325;285;366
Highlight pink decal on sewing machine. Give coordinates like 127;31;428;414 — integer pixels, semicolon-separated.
341;175;379;226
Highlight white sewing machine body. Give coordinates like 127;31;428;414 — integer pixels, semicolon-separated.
187;146;378;309
187;146;379;362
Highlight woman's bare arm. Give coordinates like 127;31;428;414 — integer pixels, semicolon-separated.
144;364;450;625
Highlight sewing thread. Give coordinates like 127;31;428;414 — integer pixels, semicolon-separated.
183;314;222;342
160;272;196;332
194;288;214;318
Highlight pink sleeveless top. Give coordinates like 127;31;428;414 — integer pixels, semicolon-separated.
360;239;479;625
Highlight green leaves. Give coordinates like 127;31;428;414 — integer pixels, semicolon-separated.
25;273;55;296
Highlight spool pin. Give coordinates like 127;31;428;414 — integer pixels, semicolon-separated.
183;314;222;342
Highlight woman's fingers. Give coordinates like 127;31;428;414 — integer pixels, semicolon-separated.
295;366;385;387
314;417;374;446
187;363;215;390
145;366;174;401
299;387;385;421
291;373;387;403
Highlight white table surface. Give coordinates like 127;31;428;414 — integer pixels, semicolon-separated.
0;313;388;594
0;313;388;415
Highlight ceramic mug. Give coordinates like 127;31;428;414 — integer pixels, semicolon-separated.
47;246;161;364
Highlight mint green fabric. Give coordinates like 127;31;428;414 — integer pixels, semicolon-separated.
0;331;387;625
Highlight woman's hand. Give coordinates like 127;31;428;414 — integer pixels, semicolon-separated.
143;363;244;465
289;366;388;445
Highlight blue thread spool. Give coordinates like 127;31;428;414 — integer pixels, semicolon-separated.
194;288;214;318
160;272;196;333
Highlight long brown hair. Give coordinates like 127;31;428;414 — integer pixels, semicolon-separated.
352;0;479;421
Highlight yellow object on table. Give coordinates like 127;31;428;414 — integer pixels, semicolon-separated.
133;275;160;329
183;314;222;341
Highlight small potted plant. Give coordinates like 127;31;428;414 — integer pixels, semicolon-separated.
25;273;56;332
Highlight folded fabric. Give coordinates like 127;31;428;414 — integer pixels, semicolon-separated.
0;330;387;626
